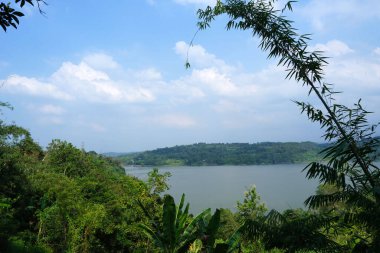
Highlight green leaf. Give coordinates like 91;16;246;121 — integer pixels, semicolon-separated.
163;194;177;247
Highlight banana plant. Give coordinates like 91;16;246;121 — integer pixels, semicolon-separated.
139;194;242;253
139;194;211;253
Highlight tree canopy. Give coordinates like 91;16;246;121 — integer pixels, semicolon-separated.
0;106;163;252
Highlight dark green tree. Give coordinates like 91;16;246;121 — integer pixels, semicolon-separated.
241;209;342;252
0;105;45;252
44;139;91;177
139;194;210;253
147;168;172;195
236;185;267;223
215;209;240;241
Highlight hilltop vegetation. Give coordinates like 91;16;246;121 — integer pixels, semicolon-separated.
0;115;163;252
116;142;325;166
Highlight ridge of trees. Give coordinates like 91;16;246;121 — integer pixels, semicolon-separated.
116;142;327;166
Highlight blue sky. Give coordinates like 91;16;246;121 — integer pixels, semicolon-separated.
1;0;380;152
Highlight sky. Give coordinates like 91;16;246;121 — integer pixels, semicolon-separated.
1;0;380;153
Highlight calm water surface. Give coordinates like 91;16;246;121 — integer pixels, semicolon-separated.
125;164;319;214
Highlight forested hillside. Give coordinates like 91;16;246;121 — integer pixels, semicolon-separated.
0;115;164;252
116;142;326;166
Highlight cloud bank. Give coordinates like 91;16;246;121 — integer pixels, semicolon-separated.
3;40;380;151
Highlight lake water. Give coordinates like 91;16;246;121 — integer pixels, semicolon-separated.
125;164;319;214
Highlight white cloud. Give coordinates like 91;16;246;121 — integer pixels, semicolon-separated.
52;61;157;103
175;41;233;73
173;41;298;102
173;41;380;134
167;79;206;103
51;62;125;102
325;58;380;90
52;62;109;82
310;40;354;57
123;86;155;103
173;41;262;99
83;53;119;70
191;68;256;97
3;75;73;100
300;0;380;30
152;114;197;128
4;57;156;104
5;43;380;150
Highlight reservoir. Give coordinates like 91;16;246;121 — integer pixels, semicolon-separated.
125;164;320;214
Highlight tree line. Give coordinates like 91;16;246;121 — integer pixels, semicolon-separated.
117;142;326;166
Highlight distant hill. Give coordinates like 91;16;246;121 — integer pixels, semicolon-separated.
102;152;130;157
115;142;328;166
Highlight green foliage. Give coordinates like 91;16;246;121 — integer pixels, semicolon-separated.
5;238;52;253
188;239;203;253
139;194;241;253
148;168;172;195
0;103;162;252
0;111;43;250
241;209;341;252
33;147;161;252
216;209;240;241
44;139;92;177
0;0;45;31
236;185;267;222
118;142;325;166
139;194;210;253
